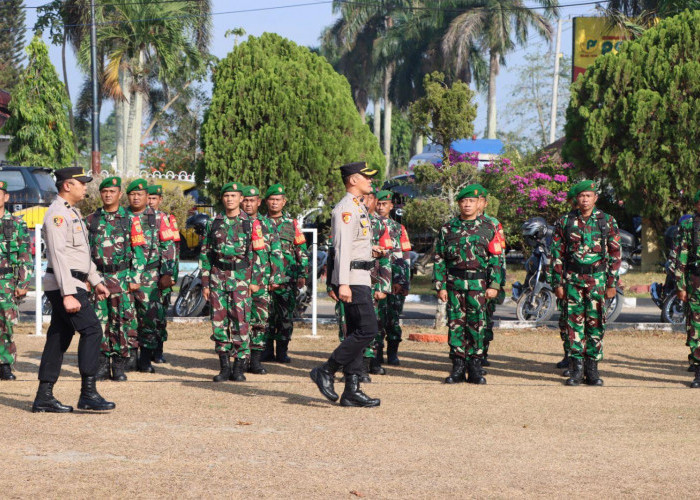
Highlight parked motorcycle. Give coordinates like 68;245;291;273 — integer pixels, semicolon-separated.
618;229;637;275
174;267;208;317
650;223;686;324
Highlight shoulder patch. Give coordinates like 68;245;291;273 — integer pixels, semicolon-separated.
53;216;64;227
342;212;352;224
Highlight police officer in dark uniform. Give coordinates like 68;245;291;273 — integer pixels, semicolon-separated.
32;167;116;413
310;162;386;407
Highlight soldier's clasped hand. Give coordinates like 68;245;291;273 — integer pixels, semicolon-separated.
338;284;352;303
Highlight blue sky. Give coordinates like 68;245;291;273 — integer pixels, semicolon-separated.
22;0;604;139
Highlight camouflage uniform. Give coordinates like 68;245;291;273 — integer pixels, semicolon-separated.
127;206;176;355
200;211;266;359
674;212;700;370
86;207;145;360
156;213;180;347
434;215;502;363
0;211;32;374
481;213;506;361
550;208;621;363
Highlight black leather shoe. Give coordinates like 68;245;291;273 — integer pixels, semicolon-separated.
111;356;128;382
213;353;231;382
138;348;155;373
565;358;584;386
369;356;386;375
386;340;400;366
467;358;487;385
339;374;380;407
96;353;110;381
444;357;466;384
230;357;247;382
248;350;268;375
261;339;275;362
584;358;604;386
0;364;16;381
32;382;73;413
691;365;700;388
310;359;341;402
275;340;291;363
360;357;372;383
77;376;115;411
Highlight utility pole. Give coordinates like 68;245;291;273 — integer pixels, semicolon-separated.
90;0;101;173
548;18;563;145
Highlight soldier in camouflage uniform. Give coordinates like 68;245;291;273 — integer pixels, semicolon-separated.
675;188;700;388
241;185;283;375
126;179;176;374
434;184;502;385
0;180;32;381
87;176;145;382
147;184;180;364
550;180;621;387
477;189;506;369
262;184;309;363
200;182;266;382
553;188;577;376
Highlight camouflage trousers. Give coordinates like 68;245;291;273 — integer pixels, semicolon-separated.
447;289;487;359
336;295;380;358
131;282;164;351
209;286;251;359
269;286;296;342
157;288;172;344
94;291;133;357
380;293;405;343
685;278;700;365
565;278;606;361
557;298;570;354
0;294;18;365
483;289;505;348
249;288;271;351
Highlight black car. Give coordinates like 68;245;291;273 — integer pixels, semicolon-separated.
0;162;57;210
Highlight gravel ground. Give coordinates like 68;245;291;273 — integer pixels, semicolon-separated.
1;322;698;498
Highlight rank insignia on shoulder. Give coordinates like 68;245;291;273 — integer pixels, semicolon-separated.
53;216;64;227
342;212;352;224
352;198;360;206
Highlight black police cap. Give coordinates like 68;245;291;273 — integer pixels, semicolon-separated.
54;167;93;183
339;162;378;179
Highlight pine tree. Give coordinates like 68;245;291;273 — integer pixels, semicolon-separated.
0;0;27;92
5;36;76;167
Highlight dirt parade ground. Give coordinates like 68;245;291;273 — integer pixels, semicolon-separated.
2;322;699;498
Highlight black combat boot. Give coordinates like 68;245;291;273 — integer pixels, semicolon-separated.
213;353;231;382
32;382;73;413
77;376;116;411
444;356;466;384
565;358;584;386
467;358;487;385
482;343;491;367
230;357;247;382
275;340;291;363
556;352;570;369
138;348;155;373
153;340;166;364
360;357;372;383
339;374;380;407
386;340;401;366
690;365;700;388
584;358;604;386
111;356;128;382
261;339;275;362
310;358;342;402
376;343;385;365
248;350;268;375
0;364;16;381
96;353;110;381
369;356;386;375
126;348;138;372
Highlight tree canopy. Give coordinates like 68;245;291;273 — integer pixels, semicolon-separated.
0;0;26;92
562;9;700;227
200;32;384;214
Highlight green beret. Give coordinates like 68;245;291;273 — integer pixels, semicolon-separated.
694;189;700;204
376;190;393;201
147;184;163;196
241;185;260;197
570;180;597;198
220;182;242;196
457;184;486;201
368;185;378;196
98;176;121;191
0;180;7;191
126;178;148;194
264;183;286;198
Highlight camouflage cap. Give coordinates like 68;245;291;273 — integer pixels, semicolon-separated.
221;182;242;196
570;180;597;198
456;183;486;201
376;190;393;201
0;180;7;192
694;188;700;204
241;185;260;197
147;184;163;196
99;176;121;191
126;178;148;194
264;183;286;198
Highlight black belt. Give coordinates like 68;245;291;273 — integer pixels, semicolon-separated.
567;260;605;275
213;258;250;271
46;267;89;282
0;267;12;275
96;262;128;274
350;260;374;271
144;261;160;271
448;268;487;280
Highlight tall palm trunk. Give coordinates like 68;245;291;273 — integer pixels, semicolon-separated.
373;99;381;139
116;68;130;175
486;49;499;139
382;63;394;177
61;29;77;164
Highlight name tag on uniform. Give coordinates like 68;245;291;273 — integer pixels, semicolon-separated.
73;219;82;233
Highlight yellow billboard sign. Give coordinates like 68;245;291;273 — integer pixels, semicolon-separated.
572;17;627;81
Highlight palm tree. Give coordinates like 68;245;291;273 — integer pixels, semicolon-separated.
442;0;558;139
